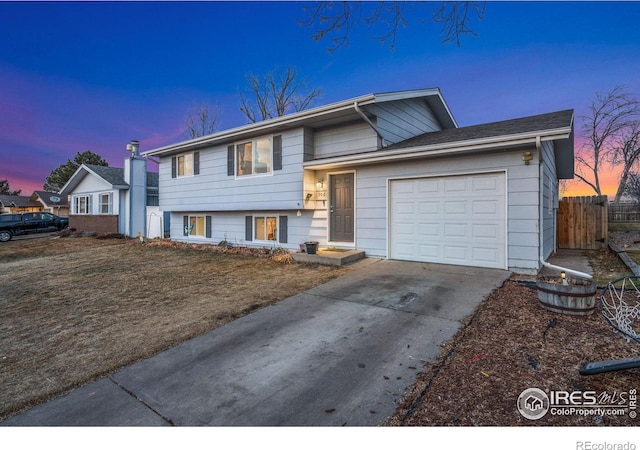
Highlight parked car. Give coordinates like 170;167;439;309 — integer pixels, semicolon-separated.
0;212;69;242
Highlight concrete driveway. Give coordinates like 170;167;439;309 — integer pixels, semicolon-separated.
2;259;510;426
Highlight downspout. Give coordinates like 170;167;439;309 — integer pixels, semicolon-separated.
354;102;386;147
536;135;592;279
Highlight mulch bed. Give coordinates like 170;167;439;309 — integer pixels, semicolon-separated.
386;255;640;426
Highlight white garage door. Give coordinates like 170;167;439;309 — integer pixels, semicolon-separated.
390;172;506;269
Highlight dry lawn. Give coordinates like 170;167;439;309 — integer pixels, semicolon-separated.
0;236;349;420
386;247;640;426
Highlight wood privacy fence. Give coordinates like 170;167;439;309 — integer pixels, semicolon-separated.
558;196;608;250
609;202;640;222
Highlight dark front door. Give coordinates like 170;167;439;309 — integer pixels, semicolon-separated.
329;172;354;242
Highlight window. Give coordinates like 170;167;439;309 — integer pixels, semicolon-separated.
99;193;112;214
178;154;193;176
73;195;91;214
236;138;271;176
254;216;277;241
183;215;211;238
171;151;200;178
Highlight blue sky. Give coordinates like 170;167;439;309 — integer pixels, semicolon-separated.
1;1;639;195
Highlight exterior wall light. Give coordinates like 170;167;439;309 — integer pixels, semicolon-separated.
315;180;324;189
523;151;533;165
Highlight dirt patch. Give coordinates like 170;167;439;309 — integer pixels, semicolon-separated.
386;247;640;426
0;237;349;420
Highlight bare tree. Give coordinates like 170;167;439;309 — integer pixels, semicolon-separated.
575;86;640;196
184;103;220;139
624;172;640;203
239;67;323;123
611;121;640;201
300;1;486;53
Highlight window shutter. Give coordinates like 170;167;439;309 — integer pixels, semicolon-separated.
279;215;288;243
245;216;253;241
205;215;212;238
183;216;189;236
273;135;282;171
227;145;235;176
171;156;177;178
194;151;200;175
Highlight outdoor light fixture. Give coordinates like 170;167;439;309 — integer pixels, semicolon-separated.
561;271;568;286
315;180;324;189
522;151;533;165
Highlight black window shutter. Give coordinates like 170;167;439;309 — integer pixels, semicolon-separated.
227;145;235;176
273;135;282;171
171;156;177;178
205;215;212;238
183;215;189;236
279;215;288;243
245;216;253;241
194;151;200;175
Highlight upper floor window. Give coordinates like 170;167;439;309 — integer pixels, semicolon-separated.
236;138;272;177
171;151;200;178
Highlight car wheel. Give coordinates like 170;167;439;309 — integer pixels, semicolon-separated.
0;230;12;242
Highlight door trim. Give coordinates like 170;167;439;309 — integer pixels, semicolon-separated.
327;170;356;246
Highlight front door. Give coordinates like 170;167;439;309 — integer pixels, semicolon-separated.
329;172;354;242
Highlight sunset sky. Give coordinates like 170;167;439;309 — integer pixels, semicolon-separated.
1;1;638;197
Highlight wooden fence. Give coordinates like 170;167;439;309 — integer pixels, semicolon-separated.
609;201;640;222
558;196;608;249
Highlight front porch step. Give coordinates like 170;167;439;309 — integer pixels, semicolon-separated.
292;249;366;267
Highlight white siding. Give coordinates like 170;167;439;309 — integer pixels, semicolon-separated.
70;175;120;216
366;98;443;144
168;209;329;252
160;129;306;212
541;140;559;259
354;149;541;274
313;122;378;159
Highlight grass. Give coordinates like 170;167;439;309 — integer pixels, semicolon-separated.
0;236;350;420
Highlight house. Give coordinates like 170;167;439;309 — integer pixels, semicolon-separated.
143;88;574;275
0;195;42;214
59;140;161;237
31;191;69;217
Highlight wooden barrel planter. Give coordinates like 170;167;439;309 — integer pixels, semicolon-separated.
536;278;598;316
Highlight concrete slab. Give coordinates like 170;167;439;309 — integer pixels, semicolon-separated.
1;378;170;426
2;259;511;427
292;249;366;266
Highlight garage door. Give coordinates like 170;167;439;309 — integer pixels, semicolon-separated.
390;172;506;269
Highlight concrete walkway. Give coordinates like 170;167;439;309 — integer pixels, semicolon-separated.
2;259;511;427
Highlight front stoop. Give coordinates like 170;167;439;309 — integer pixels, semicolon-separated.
292;249;366;267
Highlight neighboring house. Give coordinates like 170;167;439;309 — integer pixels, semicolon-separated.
31;191;70;217
143;88;574;275
59;140;160;237
0;195;42;214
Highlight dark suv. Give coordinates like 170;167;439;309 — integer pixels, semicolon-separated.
0;212;69;242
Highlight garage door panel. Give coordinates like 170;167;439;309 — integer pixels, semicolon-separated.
390;173;506;269
472;200;498;215
444;224;467;238
419;244;440;259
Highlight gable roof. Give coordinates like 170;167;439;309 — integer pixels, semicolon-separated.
304;109;575;178
59;163;159;196
0;195;41;209
143;88;457;157
31;191;69;207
